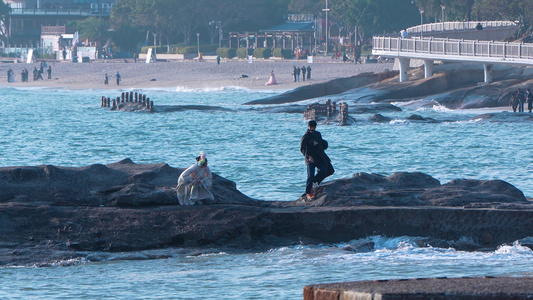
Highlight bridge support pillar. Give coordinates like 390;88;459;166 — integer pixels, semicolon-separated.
483;63;494;83
399;58;410;82
424;60;434;78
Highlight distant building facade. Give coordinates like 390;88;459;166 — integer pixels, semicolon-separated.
4;0;115;46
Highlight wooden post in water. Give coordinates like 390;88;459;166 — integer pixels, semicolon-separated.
121;92;125;103
111;98;117;110
149;100;154;112
134;92;138;103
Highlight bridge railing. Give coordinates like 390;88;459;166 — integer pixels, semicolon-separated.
374;36;533;60
407;21;517;34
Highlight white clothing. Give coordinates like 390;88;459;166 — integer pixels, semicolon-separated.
177;164;214;205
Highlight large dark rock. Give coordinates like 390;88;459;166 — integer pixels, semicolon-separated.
244;71;398;105
291;172;527;207
1;161;533;266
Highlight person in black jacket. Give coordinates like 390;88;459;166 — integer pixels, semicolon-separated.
300;120;334;200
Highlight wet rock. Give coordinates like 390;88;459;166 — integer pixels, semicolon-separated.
370;113;392;123
407;114;438;123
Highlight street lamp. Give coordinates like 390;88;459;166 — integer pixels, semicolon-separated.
419;9;424;38
209;21;223;48
196;33;200;61
441;5;445;27
322;0;329;55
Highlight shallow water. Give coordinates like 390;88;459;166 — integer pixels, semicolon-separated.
1;86;533;299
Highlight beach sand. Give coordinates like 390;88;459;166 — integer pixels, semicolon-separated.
0;58;394;90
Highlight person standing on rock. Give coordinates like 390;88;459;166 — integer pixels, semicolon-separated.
517;88;525;112
510;93;518;112
177;151;214;205
300;120;334;200
527;89;533;113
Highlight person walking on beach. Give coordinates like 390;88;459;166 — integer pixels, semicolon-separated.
33;67;38;81
526;89;533;112
296;67;301;82
302;66;306;81
307;66;311;80
104;73;109;85
217;55;221;65
293;66;297;82
300;120;334;200
47;66;52;79
176;151;214;205
114;71;121;86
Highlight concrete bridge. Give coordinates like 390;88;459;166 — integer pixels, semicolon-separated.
372;21;531;83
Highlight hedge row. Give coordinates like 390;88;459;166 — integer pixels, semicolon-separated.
272;48;293;59
236;48;253;59
216;48;236;58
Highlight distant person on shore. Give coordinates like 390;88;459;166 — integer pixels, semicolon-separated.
518;88;525;112
20;69;25;82
7;69;14;83
265;70;277;86
47;66;52;79
176;151;214;205
302;66;306;81
217;55;221;65
296;66;301;82
114;71;121;86
104;73;109;85
300;120;334;200
307;66;311;79
510;93;518;112
526;89;533;112
33;67;38;81
293;66;297;82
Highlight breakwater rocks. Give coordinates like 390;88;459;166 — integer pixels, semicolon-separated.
249;63;533;110
1;160;533;266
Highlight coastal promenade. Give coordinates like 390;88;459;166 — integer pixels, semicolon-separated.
372;21;531;83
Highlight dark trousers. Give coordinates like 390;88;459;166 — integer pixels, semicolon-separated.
306;161;327;194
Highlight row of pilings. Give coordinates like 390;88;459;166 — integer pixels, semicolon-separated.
303;99;349;125
101;92;154;112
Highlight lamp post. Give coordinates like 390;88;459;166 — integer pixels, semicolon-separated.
196;33;200;61
322;0;329;55
419;9;424;39
209;21;223;48
441;5;445;28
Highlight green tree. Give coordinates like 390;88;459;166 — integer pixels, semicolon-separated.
473;0;533;37
78;17;110;46
341;0;419;38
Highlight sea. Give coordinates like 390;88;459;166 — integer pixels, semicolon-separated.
1;85;533;299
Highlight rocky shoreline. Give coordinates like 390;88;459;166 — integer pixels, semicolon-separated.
1;159;533;266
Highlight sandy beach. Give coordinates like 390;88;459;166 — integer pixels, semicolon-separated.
0;58;393;90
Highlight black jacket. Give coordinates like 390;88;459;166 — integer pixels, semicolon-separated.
300;129;328;165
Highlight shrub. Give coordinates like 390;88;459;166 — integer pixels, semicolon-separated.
236;48;252;59
362;44;372;52
253;47;271;59
272;48;293;59
216;48;236;58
